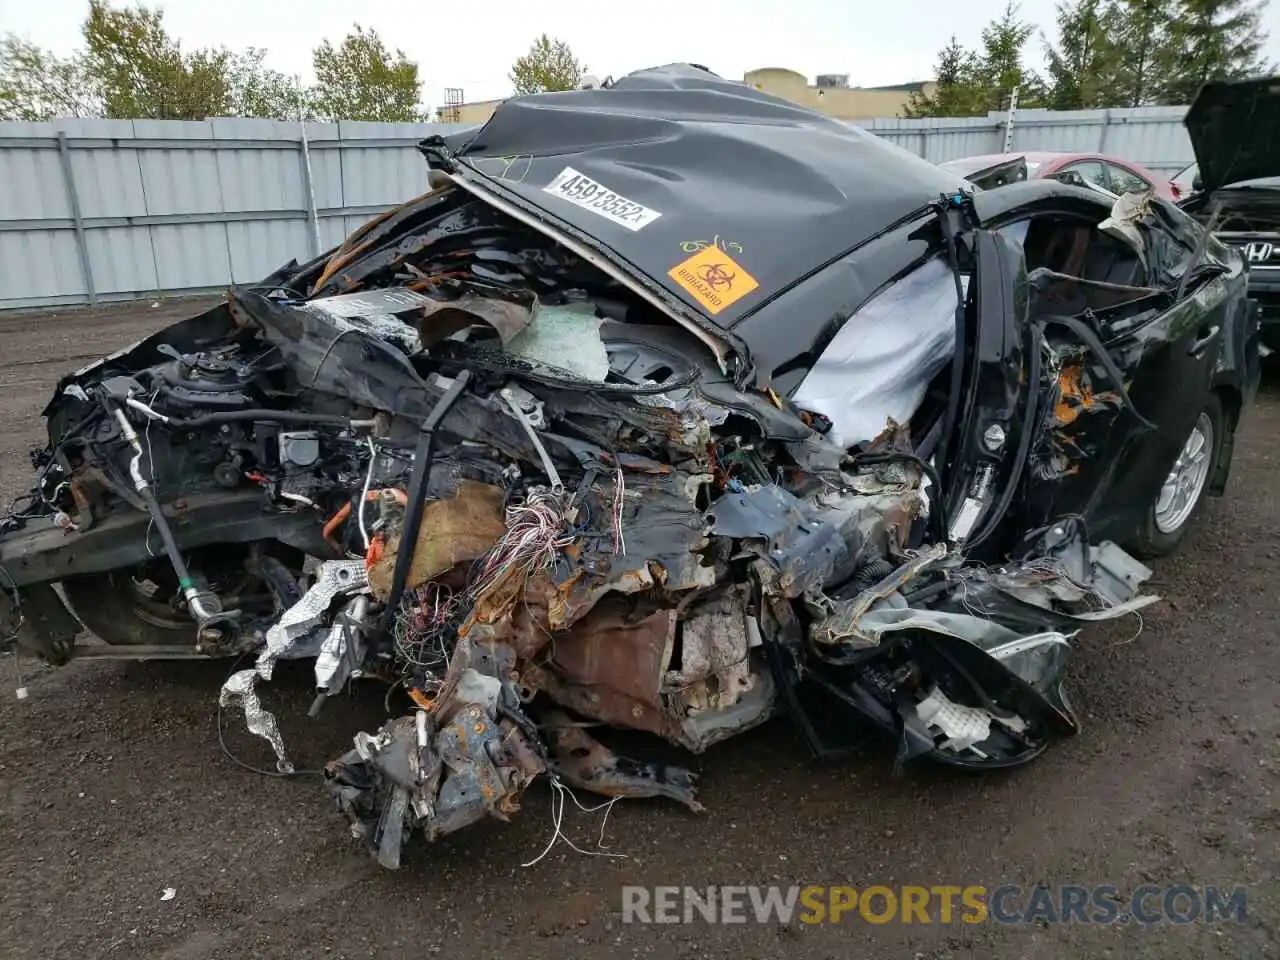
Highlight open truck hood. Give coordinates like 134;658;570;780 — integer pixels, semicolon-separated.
420;65;967;340
1184;75;1280;195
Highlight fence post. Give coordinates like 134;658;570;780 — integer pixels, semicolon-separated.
298;128;322;257
295;76;322;257
55;131;96;306
1097;108;1112;153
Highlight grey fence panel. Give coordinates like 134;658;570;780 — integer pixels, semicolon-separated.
0;231;86;305
86;226;158;295
305;122;346;211
0;107;1201;311
853;105;1194;176
1094;106;1195;173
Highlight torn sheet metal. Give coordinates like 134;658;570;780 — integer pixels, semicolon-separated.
414;290;536;348
303;288;428;355
7;66;1216;871
708;485;885;599
543;716;703;811
543;603;675;737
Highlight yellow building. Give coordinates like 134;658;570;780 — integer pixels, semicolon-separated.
436;99;505;125
744;68;935;119
434;69;934;126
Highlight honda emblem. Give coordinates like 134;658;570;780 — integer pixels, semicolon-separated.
1244;241;1275;264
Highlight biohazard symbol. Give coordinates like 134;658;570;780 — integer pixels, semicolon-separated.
699;262;736;291
667;245;758;315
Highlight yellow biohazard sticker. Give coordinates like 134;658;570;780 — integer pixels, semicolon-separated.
667;246;759;315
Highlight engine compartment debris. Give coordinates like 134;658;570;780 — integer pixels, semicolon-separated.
2;63;1260;871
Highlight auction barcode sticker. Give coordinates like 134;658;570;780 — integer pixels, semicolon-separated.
542;167;662;232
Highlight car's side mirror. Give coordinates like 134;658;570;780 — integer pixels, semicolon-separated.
1192;174;1204;192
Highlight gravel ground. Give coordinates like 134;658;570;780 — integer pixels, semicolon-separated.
1;301;1278;960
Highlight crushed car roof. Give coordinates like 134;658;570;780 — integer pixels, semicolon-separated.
422;64;968;332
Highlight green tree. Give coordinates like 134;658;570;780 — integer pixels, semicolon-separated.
509;34;585;95
83;0;215;119
973;1;1045;110
227;48;311;120
81;1;303;120
0;36;100;120
906;5;1043;118
3;3;313;121
1160;0;1270;102
1106;0;1177;105
1042;0;1123;109
310;25;423;122
904;36;987;117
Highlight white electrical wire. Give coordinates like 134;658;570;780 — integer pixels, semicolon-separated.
521;775;627;867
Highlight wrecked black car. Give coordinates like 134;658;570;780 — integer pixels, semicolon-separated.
0;65;1261;868
1178;76;1280;351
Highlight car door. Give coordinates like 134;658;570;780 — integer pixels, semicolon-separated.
1065;267;1229;544
969;188;1228;546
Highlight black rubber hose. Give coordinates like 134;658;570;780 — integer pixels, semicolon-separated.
137;486;197;591
849;556;896;594
165;409;357;428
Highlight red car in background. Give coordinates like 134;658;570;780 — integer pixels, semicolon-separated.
937;151;1182;202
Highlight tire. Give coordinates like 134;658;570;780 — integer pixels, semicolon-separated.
61;567;195;646
1127;392;1226;560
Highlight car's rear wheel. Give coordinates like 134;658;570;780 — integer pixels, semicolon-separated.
1128;394;1224;559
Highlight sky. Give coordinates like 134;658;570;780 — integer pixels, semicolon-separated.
2;0;1278;112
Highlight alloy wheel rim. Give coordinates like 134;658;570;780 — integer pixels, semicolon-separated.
1154;411;1214;534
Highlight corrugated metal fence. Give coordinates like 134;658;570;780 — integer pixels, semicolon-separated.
0;106;1196;311
856;104;1194;176
0;118;472;310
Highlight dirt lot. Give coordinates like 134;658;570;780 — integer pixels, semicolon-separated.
1;301;1278;960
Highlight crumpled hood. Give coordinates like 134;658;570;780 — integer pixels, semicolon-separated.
1184;75;1280;195
419;64;966;334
